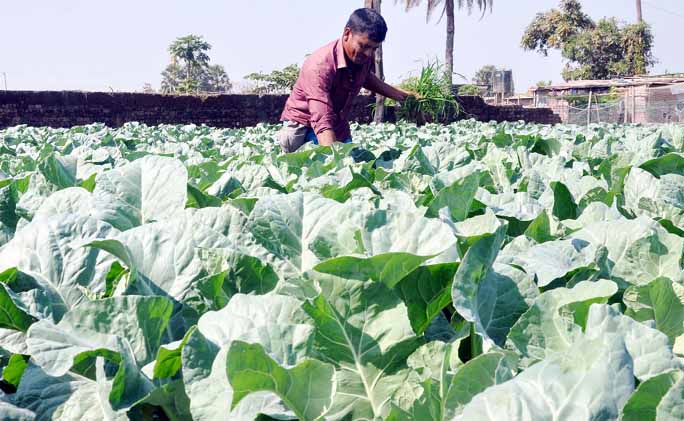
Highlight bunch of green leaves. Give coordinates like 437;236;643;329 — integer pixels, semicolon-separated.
396;60;461;124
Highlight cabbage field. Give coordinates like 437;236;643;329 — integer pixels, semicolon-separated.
1;120;684;420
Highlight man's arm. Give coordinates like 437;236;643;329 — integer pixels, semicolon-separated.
363;73;413;102
301;61;338;145
316;129;336;146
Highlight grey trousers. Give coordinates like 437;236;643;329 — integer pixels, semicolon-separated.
277;121;310;153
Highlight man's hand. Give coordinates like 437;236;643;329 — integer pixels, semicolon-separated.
395;90;409;102
397;88;423;102
317;129;336;146
398;90;422;102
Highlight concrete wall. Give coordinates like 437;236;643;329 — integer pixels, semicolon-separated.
0;91;560;129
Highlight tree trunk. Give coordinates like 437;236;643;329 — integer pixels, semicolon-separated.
636;0;643;23
373;37;385;123
445;0;455;91
365;0;385;123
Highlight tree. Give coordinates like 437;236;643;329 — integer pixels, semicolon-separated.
472;64;497;95
199;64;232;93
169;35;211;81
161;62;232;94
244;64;300;94
622;21;652;76
521;0;655;80
520;0;593;56
365;0;386;123
396;0;493;88
162;35;232;94
161;63;185;94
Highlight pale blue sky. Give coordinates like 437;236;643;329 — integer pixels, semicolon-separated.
1;0;683;93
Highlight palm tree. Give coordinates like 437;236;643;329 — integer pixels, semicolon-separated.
168;35;212;93
364;0;385;123
160;63;184;94
397;0;493;89
200;65;232;93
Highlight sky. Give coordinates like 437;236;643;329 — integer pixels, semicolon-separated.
2;0;683;93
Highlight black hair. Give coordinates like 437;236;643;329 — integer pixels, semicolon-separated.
346;8;388;42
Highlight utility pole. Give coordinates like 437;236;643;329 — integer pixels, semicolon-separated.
1;73;6;91
635;0;646;75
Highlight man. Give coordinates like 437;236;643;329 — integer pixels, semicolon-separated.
278;8;413;153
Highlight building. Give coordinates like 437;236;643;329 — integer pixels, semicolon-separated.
531;75;684;124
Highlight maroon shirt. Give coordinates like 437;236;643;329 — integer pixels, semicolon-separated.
280;38;373;141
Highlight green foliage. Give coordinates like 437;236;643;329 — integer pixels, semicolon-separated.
521;0;593;55
161;63;232;94
458;84;482;96
244;64;300;94
397;60;461;124
561;19;655;80
472;64;497;95
397;0;494;22
522;0;655;80
2;120;684;419
199;64;232;93
561;87;621;107
168;35;211;69
162;35;232;94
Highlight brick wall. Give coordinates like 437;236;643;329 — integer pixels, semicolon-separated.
0;90;560;129
455;96;560;125
0;91;373;129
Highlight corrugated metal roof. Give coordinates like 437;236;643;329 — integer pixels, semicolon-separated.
532;75;684;92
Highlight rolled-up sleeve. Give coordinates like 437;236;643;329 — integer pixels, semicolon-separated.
302;62;337;136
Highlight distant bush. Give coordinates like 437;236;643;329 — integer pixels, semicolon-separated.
458;84;482;96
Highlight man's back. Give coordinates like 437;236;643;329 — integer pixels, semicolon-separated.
280;38;372;143
277;8;410;153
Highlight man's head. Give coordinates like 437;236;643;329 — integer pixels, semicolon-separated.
343;8;387;65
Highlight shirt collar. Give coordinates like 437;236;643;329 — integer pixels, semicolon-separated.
335;38;348;70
